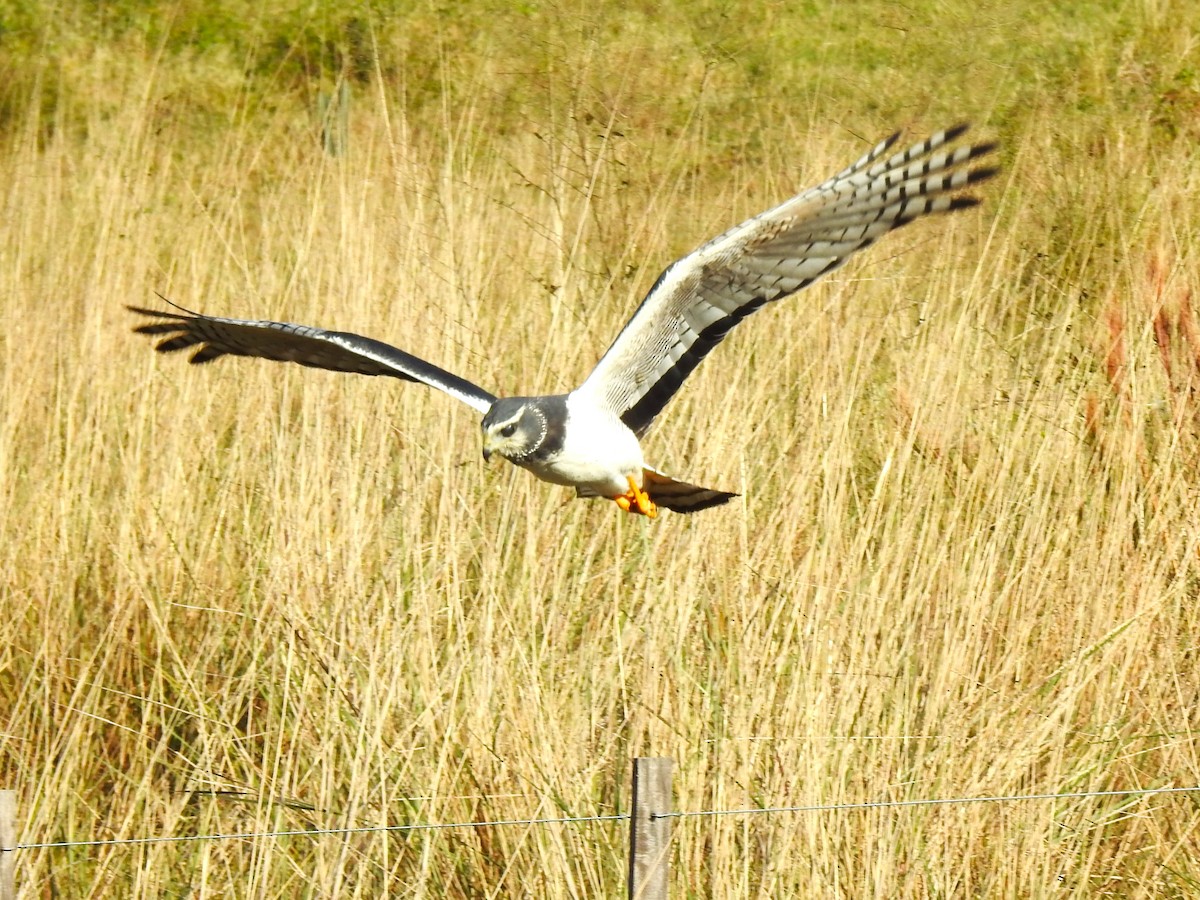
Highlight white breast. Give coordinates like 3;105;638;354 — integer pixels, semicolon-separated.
525;391;644;497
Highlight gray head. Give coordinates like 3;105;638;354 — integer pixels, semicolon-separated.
480;397;551;463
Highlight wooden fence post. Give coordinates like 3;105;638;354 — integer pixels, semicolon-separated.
0;789;16;900
627;758;672;900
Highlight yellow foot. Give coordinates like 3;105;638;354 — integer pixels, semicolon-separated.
613;475;658;518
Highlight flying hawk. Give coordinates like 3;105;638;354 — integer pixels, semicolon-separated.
131;124;996;518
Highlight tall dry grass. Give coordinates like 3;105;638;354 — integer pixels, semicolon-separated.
2;4;1200;896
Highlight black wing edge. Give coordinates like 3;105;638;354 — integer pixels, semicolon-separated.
128;295;499;414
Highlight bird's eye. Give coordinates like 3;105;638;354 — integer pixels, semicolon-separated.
500;423;517;438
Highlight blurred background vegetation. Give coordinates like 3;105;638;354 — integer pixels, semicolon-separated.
2;1;1195;146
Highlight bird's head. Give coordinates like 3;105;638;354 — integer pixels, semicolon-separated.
480;398;547;463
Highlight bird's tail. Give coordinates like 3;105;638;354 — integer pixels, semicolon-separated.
641;468;738;514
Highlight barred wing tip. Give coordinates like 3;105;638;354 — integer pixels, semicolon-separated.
579;122;999;437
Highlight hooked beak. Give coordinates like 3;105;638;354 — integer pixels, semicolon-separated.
481;435;496;463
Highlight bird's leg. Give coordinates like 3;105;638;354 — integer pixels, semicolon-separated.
613;475;657;518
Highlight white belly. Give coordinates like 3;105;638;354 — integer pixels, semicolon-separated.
524;392;644;497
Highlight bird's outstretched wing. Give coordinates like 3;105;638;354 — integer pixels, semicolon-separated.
129;304;497;414
575;124;998;437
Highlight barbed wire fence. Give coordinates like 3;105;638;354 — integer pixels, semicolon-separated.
2;764;1199;899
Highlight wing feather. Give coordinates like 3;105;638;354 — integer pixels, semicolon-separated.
129;304;497;414
577;124;998;436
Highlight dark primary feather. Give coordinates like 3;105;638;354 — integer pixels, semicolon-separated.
640;469;738;513
573;467;737;512
577;124;999;437
128;305;498;414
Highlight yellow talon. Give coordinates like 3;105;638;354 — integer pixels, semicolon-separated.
613;475;657;518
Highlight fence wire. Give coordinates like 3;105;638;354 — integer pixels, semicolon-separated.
6;784;1198;852
11;813;629;852
652;784;1200;821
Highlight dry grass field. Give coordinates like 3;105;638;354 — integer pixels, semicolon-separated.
2;1;1200;896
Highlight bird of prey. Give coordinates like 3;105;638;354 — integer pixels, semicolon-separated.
131;124;996;518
